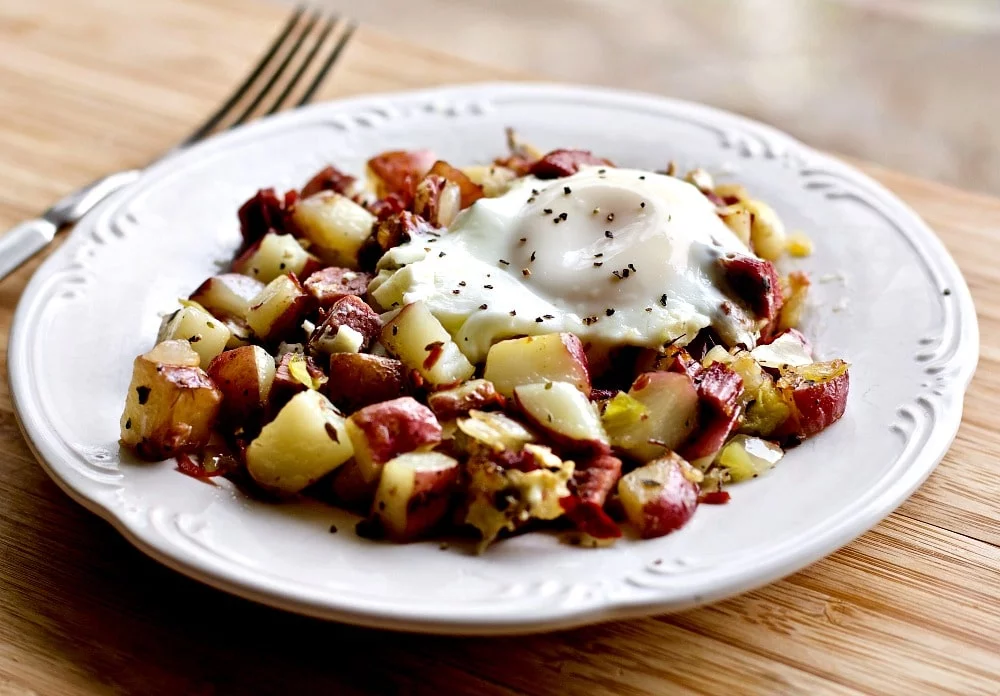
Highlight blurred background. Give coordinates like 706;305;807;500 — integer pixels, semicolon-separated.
307;0;998;195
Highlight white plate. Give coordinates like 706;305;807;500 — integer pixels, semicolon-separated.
7;83;978;635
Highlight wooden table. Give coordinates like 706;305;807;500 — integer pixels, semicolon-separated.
1;0;998;693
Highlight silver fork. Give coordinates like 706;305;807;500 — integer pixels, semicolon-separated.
0;6;356;283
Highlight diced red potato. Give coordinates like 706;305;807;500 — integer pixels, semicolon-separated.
776;360;850;439
366;150;437;202
528;149;614;179
245;273;313;343
412;174;462;228
231;232;323;284
513;381;609;455
346;396;443;483
603;372;699;462
327;353;409;413
302;267;373;309
245;390;353;494
157;304;231;367
270;353;327;412
561;453;623;539
189;273;265;321
301;164;358;199
369;452;460;541
719;254;783;322
483;333;591;398
427;379;505;420
380;301;475;388
237;188;295;248
206;345;276;426
426;160;484;208
291;191;377;268
307;295;381;356
120;341;223;461
618;453;700;539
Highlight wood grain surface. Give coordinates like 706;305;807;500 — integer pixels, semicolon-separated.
0;0;997;694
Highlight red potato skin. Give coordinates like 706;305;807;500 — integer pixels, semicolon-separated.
529;149;614;179
303;267;373;309
512;390;610;459
638;458;700;539
327;353;409;413
776;361;850;439
427;160;484;208
426;380;505;420
349;397;442;466
301;165;357;199
561;454;623;539
719;254;783;322
385;464;460;541
251;273;313;344
206;347;267;426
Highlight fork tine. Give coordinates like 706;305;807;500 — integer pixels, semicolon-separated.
181;5;307;146
264;14;339;116
296;21;357;107
228;10;324;128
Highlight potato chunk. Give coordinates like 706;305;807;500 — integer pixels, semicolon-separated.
245;273;312;343
291;192;376;268
120;340;222;460
380;301;474;388
346;396;442;483
370;452;459;541
618;453;700;539
206;345;275;426
232;232;322;283
245;390;353;493
189;273;265;321
483;333;591;397
157;305;231;367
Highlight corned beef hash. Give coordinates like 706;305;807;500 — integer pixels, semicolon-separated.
119;131;850;550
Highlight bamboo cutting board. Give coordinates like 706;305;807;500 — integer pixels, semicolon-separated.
0;0;998;694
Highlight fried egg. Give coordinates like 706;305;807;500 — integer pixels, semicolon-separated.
369;167;757;363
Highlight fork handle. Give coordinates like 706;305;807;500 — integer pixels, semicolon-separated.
0;219;58;283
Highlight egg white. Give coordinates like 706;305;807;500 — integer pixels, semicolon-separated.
370;167;756;364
